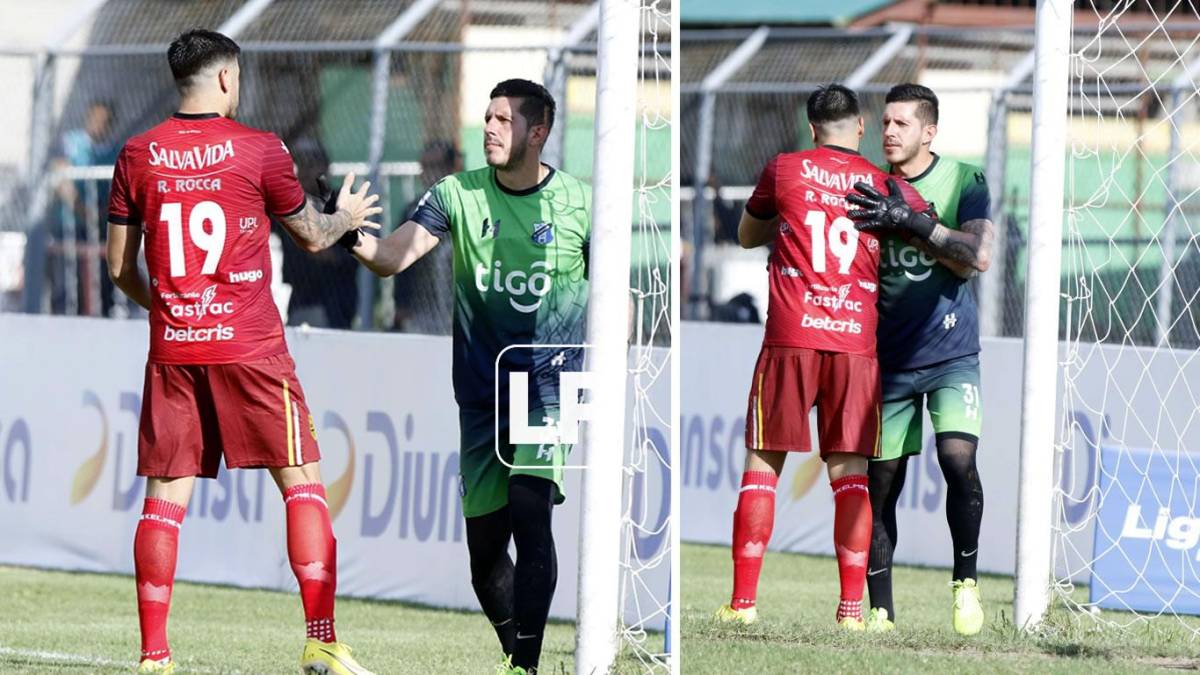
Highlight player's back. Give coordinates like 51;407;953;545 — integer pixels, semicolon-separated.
748;145;903;355
109;113;306;364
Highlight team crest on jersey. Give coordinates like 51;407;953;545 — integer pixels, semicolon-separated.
531;222;554;246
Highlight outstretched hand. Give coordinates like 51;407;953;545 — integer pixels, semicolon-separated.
333;171;383;231
846;177;936;240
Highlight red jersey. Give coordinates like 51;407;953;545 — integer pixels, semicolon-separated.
108;112;305;365
744;145;927;355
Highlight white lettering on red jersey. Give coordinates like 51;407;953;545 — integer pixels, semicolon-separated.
108;113;306;364
744;145;929;355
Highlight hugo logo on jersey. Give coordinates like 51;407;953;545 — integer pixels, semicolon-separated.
474;260;553;314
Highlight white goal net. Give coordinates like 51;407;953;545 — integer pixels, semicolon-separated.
1049;0;1200;636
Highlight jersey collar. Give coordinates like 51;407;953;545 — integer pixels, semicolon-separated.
493;164;556;197
822;144;861;156
894;152;940;183
172;112;222;120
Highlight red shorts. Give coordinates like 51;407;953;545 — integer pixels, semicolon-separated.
744;346;881;458
138;353;321;478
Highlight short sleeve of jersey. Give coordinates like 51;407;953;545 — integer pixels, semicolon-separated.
411;179;453;240
956;166;991;223
260;135;306;217
107;145;140;226
744;155;779;220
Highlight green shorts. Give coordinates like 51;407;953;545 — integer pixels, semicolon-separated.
458;404;569;518
877;353;982;462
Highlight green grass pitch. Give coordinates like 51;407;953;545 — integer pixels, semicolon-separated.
0;565;654;673
683;543;1200;674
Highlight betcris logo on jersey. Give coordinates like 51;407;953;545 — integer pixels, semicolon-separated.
475;260;552;314
1090;444;1200;615
882;237;937;282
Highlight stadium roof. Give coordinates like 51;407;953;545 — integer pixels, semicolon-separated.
681;0;894;26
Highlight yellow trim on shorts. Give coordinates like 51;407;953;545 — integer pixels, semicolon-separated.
756;372;765;448
284;379;294;466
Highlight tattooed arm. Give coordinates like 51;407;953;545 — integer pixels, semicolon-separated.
922;218;994;276
277;172;382;253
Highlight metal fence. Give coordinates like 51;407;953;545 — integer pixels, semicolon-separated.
682;22;1200;349
1;0;671;333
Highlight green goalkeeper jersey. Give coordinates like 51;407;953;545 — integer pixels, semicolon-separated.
410;165;591;409
877;154;990;371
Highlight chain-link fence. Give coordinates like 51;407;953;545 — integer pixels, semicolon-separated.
682;22;1200;349
2;0;671;334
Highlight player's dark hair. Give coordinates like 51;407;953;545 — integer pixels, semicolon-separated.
167;29;241;93
490;79;556;132
886;83;939;125
806;84;860;132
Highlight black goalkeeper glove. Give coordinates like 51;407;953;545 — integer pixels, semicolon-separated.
317;175;361;251
846;177;937;240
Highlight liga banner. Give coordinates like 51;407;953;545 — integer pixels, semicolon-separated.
1090;444;1200;615
0;314;671;629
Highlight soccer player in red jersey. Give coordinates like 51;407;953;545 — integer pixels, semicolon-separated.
714;84;930;629
105;30;380;674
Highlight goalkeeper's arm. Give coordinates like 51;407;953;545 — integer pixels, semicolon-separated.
848;178;993;273
346;221;440;277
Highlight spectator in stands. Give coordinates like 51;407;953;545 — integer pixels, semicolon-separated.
50;100;120;316
392;139;462;334
277;136;359;329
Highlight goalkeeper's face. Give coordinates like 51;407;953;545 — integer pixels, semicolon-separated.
881;101;934;165
483;96;533;170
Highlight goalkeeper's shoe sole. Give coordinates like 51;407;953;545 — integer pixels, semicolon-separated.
951;578;985;636
714;603;758;625
300;639;375;675
136;659;175;674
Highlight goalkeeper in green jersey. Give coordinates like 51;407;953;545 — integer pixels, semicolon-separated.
345;79;591;675
846;83;995;635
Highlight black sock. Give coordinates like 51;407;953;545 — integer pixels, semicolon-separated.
868;456;908;620
465;507;516;656
936;433;984;582
508;475;558;673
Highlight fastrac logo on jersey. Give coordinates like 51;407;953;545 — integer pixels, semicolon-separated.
168;285;234;320
475;260;552;314
229;269;264;284
882;239;936;282
801;314;862;334
148;140;235;171
803;283;862;313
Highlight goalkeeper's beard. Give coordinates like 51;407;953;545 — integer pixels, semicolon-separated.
494;134;530;172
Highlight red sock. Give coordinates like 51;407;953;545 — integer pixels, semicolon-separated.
730;470;778;610
831;474;871;621
134;498;186;662
285;483;338;642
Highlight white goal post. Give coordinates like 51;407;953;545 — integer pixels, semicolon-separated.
1014;0;1072;630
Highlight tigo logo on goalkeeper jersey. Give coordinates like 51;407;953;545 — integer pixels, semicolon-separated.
474;260;552;313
